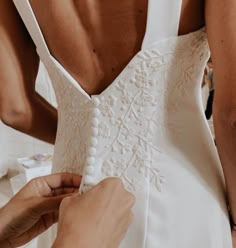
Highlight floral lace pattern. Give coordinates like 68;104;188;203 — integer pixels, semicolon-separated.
50;29;209;193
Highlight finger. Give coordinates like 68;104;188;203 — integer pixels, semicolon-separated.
10;211;59;247
45;173;82;189
32;193;76;215
32;173;82;197
51;186;80;196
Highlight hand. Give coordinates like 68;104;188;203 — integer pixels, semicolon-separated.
0;173;81;247
53;178;135;248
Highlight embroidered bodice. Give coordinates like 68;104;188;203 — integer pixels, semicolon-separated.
52;30;209;193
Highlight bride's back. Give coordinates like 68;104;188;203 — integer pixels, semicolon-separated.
29;0;205;95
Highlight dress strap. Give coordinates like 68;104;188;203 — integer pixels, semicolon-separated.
142;0;183;49
13;0;52;65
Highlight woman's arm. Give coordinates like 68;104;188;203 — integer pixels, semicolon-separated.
0;0;57;144
205;0;236;220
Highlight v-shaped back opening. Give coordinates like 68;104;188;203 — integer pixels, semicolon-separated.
14;0;183;100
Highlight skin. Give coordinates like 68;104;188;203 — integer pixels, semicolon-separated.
0;174;134;248
0;0;204;144
0;0;57;144
0;173;81;247
28;0;204;96
0;0;236;245
53;178;135;248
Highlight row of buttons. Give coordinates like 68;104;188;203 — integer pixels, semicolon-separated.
84;97;101;185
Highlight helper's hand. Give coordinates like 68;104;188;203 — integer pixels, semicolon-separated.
0;173;81;248
53;178;135;248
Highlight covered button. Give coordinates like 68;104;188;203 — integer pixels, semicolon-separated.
84;175;95;185
88;147;97;156
87;157;95;165
92;97;100;106
92;108;100;117
90;137;98;146
91;127;98;136
92;118;99;127
86;166;95;175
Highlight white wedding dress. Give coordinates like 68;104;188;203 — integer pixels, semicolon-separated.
13;0;232;247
